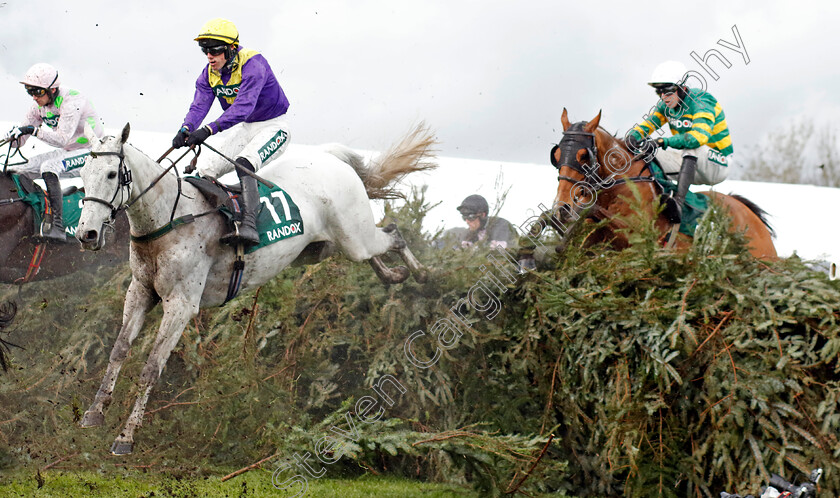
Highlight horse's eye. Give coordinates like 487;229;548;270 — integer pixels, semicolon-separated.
107;171;117;179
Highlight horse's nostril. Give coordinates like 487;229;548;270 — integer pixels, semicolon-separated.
84;230;99;242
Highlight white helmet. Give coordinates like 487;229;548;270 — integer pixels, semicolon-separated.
648;60;688;87
20;63;60;89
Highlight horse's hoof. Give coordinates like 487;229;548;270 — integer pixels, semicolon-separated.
79;410;105;428
110;440;134;456
412;269;428;283
391;266;410;284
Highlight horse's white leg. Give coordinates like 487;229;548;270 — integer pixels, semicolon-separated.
110;295;198;455
369;256;410;284
383;224;428;283
337;226;394;262
80;280;156;428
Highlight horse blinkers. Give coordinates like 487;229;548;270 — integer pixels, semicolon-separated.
551;123;600;184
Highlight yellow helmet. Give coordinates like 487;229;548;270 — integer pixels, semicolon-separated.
195;18;239;45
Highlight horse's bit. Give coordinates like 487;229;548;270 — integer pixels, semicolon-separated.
81;147;132;225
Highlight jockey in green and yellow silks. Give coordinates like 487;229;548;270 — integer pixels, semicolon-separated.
625;60;735;224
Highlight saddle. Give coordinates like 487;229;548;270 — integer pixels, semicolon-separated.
184;176;244;222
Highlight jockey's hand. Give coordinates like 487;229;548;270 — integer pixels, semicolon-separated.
186;126;212;147
4;125;36;142
653;137;667;150
172;127;190;149
625;133;644;153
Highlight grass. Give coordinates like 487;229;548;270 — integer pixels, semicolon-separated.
0;470;480;497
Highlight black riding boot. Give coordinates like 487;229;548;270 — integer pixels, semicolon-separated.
220;158;261;247
669;155;697;225
36;172;66;243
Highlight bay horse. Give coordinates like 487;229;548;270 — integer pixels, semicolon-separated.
543;109;776;259
75;123;436;455
0;172;130;284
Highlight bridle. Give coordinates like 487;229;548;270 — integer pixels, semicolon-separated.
80;147;132;225
81;144;186;231
550;123;602;186
549;122;660;221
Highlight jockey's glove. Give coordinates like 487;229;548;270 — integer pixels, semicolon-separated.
4;125;36;141
172;127;190;149
625;133;643;153
653;137;667;150
186;125;212;147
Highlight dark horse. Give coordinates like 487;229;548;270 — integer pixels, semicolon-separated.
532;109;776;259
1;171;130;371
0;171;130;284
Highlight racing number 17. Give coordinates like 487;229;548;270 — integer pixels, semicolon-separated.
259;191;292;224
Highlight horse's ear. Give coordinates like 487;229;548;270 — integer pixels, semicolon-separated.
561;108;571;131
120;123;131;144
584;110;602;133
84;122;98;144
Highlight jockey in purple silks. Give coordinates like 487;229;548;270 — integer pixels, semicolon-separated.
172;17;291;247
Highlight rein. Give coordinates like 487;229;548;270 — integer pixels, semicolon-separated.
1;138;29;175
553;125;661;198
82;145;212;241
83;141;251;302
552;124;664;228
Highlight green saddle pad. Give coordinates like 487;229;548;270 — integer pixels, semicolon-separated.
216;180;305;254
11;174;84;239
649;162;709;237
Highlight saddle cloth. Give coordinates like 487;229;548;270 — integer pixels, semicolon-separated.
648;161;709;237
184;176;304;253
10;174;83;239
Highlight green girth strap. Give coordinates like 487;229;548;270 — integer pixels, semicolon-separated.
130;211;214;243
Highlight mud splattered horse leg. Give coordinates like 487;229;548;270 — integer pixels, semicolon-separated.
80;280;156;428
383;223;427;283
110;292;200;455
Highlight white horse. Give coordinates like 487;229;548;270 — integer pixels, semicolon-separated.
76;123;435;455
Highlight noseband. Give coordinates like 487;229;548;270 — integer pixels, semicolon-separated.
81;147;132;223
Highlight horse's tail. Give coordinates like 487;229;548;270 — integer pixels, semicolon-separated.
730;194;776;237
323;122;437;200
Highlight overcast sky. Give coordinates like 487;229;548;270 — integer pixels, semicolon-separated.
2;0;839;167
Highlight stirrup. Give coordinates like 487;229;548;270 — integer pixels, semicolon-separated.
660;194;682;225
220;222;259;247
34;222;67;244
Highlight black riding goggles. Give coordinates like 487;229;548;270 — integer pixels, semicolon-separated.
654;85;679;97
201;45;228;56
25;85;48;97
